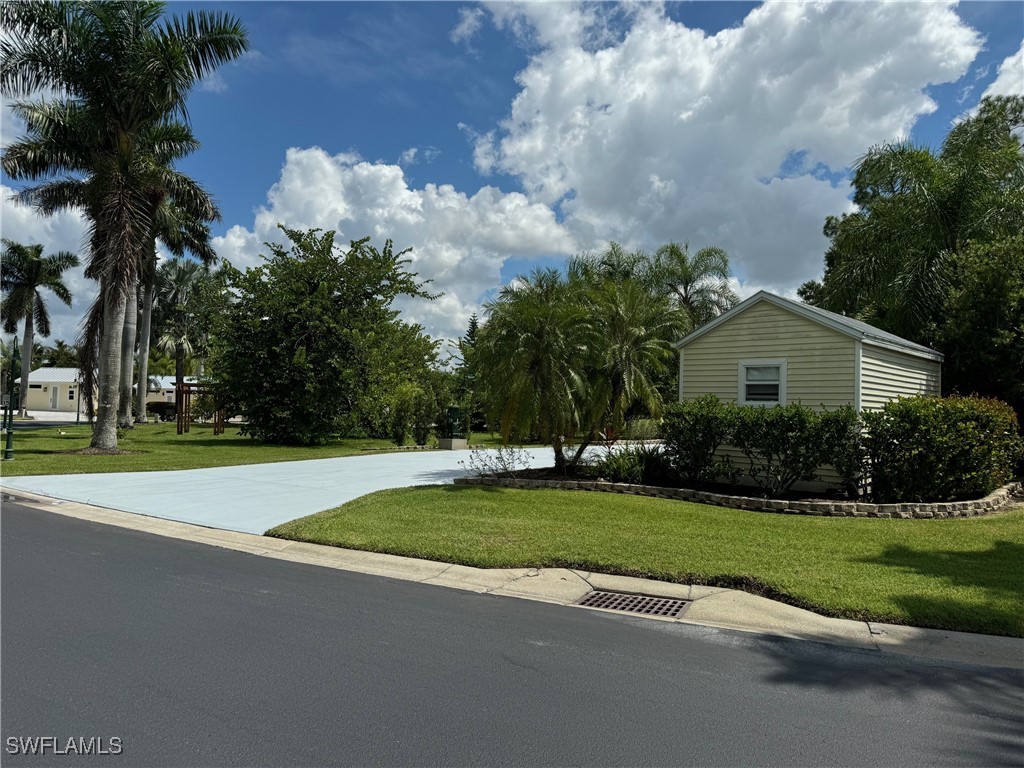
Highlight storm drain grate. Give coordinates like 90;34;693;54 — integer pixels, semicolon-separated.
577;590;689;618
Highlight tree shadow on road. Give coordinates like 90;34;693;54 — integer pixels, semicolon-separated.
754;629;1024;765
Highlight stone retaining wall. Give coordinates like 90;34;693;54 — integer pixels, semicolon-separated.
452;476;1023;519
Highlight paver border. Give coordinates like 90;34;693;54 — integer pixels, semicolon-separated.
453;477;1023;519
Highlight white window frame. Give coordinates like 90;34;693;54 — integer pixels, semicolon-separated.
737;358;787;406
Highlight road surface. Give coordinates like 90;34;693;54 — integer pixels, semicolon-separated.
3;502;1022;767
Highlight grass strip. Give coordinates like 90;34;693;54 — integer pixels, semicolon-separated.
269;485;1024;637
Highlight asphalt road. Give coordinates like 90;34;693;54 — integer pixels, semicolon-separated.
3;502;1022;767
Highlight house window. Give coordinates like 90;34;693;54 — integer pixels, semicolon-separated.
738;359;787;405
69;389;76;400
29;384;42;389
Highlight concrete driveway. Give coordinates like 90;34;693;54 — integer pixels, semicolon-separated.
0;447;554;534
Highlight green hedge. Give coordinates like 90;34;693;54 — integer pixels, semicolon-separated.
863;396;1021;502
658;395;1016;502
662;396;737;486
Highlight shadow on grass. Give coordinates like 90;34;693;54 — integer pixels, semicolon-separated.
857;541;1024;636
862;541;1024;598
755;634;1024;766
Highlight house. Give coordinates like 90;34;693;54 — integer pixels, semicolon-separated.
674;291;942;412
145;376;197;406
13;367;91;414
674;291;943;493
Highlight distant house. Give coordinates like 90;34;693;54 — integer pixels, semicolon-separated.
145;376;197;406
14;367;92;414
674;291;942;412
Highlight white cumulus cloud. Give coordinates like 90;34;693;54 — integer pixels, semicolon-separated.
477;0;983;289
211;147;576;341
982;41;1024;99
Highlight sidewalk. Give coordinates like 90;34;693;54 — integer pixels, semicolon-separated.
6;488;1022;671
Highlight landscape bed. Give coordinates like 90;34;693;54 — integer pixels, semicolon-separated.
268;485;1024;637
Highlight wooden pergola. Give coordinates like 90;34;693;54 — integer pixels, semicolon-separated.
175;382;226;435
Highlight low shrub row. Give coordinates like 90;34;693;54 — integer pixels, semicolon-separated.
863;396;1020;503
601;395;1021;503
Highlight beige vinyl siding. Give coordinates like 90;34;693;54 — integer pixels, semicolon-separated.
860;344;941;411
681;301;857;409
680;301;857;492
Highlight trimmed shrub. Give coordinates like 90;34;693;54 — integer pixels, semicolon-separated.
863;396;1022;502
662;396;737;486
817;405;864;498
731;403;824;496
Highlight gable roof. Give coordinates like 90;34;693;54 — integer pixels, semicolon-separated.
14;367;81;384
673;291;944;362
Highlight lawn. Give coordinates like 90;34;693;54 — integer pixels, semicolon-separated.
0;422;420;476
269;486;1024;637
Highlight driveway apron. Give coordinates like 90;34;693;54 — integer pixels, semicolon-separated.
0;447;554;534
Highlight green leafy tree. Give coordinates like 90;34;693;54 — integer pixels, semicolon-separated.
570;258;683;444
940;236;1024;417
1;0;248;448
811;96;1024;341
0;240;79;416
453;313;487;432
40;339;81;368
210;226;436;445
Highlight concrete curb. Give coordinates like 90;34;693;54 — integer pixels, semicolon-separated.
453;476;1024;519
4;488;1022;670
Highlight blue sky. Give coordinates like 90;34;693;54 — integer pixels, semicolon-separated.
2;1;1022;344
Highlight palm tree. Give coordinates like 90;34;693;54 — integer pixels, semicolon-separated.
653;242;738;332
0;240;80;416
821;96;1024;340
154;256;206;402
477;269;589;473
40;339;80;367
14;138;220;428
1;0;248;449
586;279;682;430
136;204;216;422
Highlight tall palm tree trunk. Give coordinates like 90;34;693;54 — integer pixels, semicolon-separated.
117;286;138;428
91;282;127;450
18;314;34;417
135;275;155;423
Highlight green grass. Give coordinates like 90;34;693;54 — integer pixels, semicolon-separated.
269;486;1024;637
0;422;407;476
0;423;526;477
